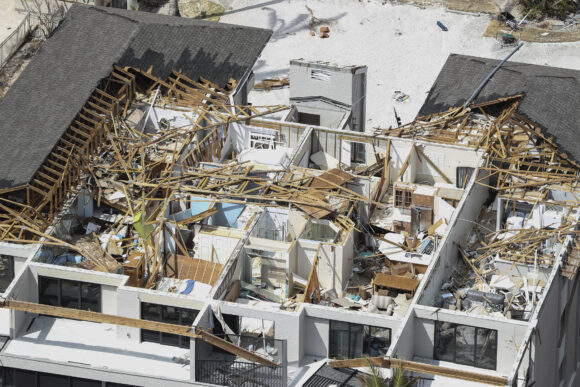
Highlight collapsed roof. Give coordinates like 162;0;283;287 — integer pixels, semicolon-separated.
418;54;580;165
0;5;271;189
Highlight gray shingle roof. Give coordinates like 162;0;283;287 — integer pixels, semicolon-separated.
0;5;271;189
418;54;580;164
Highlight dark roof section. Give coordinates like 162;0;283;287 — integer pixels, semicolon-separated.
418;54;580;164
0;5;271;189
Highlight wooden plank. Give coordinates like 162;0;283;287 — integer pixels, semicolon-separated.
195;328;278;367
389;358;507;386
328;357;507;386
1;299;277;367
328;357;384;368
415;147;452;184
373;273;419;293
393;145;415;182
3;299;196;337
303;243;322;304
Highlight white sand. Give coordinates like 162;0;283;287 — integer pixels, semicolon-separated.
221;0;580;129
0;0;27;43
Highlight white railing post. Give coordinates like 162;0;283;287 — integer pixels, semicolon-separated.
0;12;33;70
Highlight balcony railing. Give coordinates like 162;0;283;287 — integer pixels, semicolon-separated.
195;359;284;386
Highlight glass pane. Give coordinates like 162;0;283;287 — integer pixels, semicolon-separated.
364;326;391;357
179;309;197;348
81;283;101;312
71;377;101;387
329;320;350;360
38;372;68;387
162;306;180;324
0;255;15;293
141;303;161;344
161;332;180;347
141;329;160;343
180;309;198;326
141;303;161;321
455;325;476;366
11;369;36;387
61;280;80;309
475;328;497;370
349;324;364;359
39;277;59;307
161;306;181;346
434;321;456;362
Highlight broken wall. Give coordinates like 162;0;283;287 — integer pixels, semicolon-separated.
288;127;313;168
417;171;489;306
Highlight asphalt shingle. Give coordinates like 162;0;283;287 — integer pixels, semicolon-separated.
0;5;271;189
418;54;580;164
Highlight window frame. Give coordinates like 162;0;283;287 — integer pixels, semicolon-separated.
140;302;199;348
328;320;391;360
434;321;497;370
38;276;101;313
2;366;138;386
249;132;276;149
394;188;412;209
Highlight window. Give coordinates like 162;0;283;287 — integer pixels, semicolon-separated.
329;321;391;360
250;132;276;149
0;367;138;386
310;68;331;81
297;112;320;126
351;142;365;164
0;255;15;293
141;302;198;348
456;166;475;189
394;189;412;209
434;321;497;370
38;277;101;312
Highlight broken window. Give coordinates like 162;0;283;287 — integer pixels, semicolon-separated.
395;188;412;209
250;132;276;149
456;166;475;189
329;320;391;360
38;276;101;313
140;302;198;348
434;321;497;370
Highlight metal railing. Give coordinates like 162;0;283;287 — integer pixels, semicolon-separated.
0;13;32;69
195;359;284;387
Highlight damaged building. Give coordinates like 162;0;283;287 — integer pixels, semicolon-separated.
0;6;578;387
